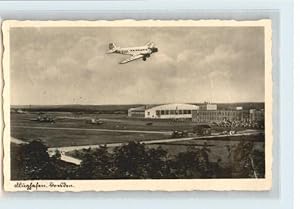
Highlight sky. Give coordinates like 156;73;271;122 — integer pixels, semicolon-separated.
9;26;265;105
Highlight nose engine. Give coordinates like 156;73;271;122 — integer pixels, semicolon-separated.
143;46;158;61
151;47;158;53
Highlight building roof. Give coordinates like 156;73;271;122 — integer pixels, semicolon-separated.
129;103;200;112
128;106;146;111
145;103;199;111
145;104;160;109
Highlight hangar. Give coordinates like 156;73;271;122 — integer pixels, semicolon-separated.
128;103;199;119
128;106;146;118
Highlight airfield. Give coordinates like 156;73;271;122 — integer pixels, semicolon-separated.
10;108;265;165
11;111;194;147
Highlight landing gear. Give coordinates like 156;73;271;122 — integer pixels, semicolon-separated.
143;57;147;61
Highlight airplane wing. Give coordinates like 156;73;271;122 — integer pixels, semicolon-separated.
119;54;144;64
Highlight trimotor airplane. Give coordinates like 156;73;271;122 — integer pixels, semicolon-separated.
107;42;158;64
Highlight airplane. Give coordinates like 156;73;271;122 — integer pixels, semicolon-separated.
107;42;158;64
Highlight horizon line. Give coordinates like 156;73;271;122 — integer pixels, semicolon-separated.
11;101;265;106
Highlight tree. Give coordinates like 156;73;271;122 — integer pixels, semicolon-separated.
232;141;265;178
22;140;52;179
52;149;62;160
11;140;78;180
11;143;27;180
144;146;169;178
169;143;218;179
199;142;211;169
171;148;204;178
251;148;265;178
113;141;149;178
77;146;113;179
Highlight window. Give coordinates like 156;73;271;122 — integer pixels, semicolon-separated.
147;112;150;116
179;110;183;114
187;110;191;114
170;110;175;115
165;110;169;115
156;110;160;116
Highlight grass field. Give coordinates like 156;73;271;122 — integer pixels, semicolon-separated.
11;111;197;131
12;127;168;147
11;112;173;147
10;110;265;154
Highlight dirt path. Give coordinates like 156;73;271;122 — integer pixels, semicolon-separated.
11;137;28;144
11;137;81;165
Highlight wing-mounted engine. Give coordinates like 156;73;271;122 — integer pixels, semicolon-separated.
143;54;151;61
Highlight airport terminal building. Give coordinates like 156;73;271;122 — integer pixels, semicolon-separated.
128;103;199;119
192;109;245;123
192;104;264;123
191;103;243;122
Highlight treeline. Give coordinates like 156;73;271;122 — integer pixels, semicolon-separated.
11;140;265;180
11;104;138;114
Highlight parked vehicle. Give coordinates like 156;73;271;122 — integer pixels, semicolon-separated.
30;115;55;123
171;130;188;138
86;118;104;125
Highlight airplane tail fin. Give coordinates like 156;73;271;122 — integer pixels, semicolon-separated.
107;43;117;53
145;41;154;48
109;43;116;50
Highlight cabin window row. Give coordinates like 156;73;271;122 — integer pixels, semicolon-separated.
122;49;144;53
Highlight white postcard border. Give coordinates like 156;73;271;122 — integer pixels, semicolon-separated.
2;19;272;191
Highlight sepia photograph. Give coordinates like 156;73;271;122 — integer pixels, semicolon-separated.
2;20;272;191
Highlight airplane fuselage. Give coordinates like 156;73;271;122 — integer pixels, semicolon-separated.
115;47;152;55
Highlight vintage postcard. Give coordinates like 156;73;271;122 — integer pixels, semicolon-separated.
1;20;272;191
